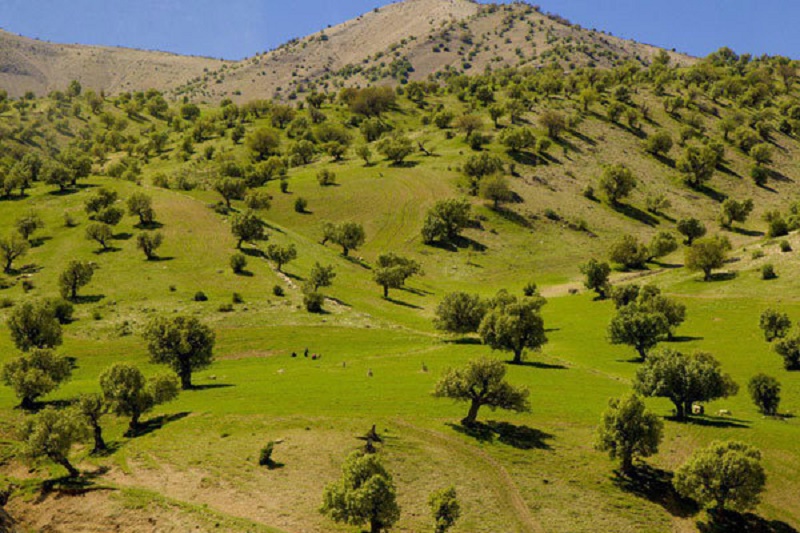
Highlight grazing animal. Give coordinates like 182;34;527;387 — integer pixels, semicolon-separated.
717;409;731;416
367;368;373;377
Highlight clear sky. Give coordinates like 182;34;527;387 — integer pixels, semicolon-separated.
0;0;797;61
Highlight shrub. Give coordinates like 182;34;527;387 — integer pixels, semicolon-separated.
259;441;275;467
230;253;247;274
193;291;208;302
304;291;324;313
217;303;233;313
294;197;308;213
46;298;74;324
232;292;244;304
272;285;285;297
317;169;337;186
751;250;765;259
279;178;289;193
523;282;538;297
780;240;792;253
761;264;777;280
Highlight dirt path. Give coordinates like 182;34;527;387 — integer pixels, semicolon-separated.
395;419;543;533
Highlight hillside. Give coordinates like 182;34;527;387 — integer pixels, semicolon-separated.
0;28;228;97
0;1;693;102
0;42;799;532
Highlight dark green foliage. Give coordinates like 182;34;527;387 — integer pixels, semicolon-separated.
316;168;337;186
421;198;471;245
429;487;460;533
676;218;707;245
59;260;97;300
303;291;325;313
580;259;611;298
0;233;29;273
685;236;730;281
373;253;421;298
100;363;179;432
433;292;487;334
85;222;114;250
1;348;72;409
230;210;266;249
7;300;63;351
143;315;216;389
265;243;298;272
608;234;649;270
21;406;88;478
634;348;738;420
594;393;663;475
478;294;547;364
761;264;777;280
294;197;307;213
759;308;791;342
259;441;276;467
719;198;754;229
321;222;365;257
608;305;669;360
774;336;800;370
432;357;530;425
748;374;781;415
136;232;163;260
598;164;636;205
376;134;414;164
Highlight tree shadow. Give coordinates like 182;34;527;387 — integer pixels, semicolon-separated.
389;160;419;168
553;136;583;154
147;256;175;262
241;248;265;258
511;360;568;370
113;232;134;241
93;246;121;254
383;296;422;309
234;269;254;277
613;465;698;518
400;286;433;296
704;272;737;282
283;271;305;282
343;255;372;269
507;150;539;167
448;421;554;450
653;154;676;168
569;129;596;146
126;411;191;438
72;294;105;304
443;337;482;345
768;169;794;184
29;236;52;248
188;383;235;391
668;335;704;343
612;203;660;226
494;206;533;228
668;415;750;429
38;466;113;500
134;221;164;230
731;227;764;237
717;165;741;179
695;185;727;203
262;221;286;234
698;510;798;533
452;235;487;252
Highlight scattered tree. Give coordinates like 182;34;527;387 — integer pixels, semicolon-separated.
1;348;72;409
719;198;754;230
59;260;97;300
676;218;707;246
608;234;649;270
634;349;738;420
136;232;163;260
230;210;266;249
774;335;800;370
15;212;44;242
85;222;114;251
748;374;781;416
580;259;611;299
479;174;514;209
373;253;421;298
143;315;216;389
321;451;400;533
594;393;663;475
100;363;179;433
685;236;729;281
308;262;336;292
265;243;297;272
759;308;791;342
214;178;247;209
21;406;88;478
422;198;471;244
429;487;460;533
432;357;530;425
127;193;156;226
0;233;29;273
673;441;766;513
7;300;63;351
433;292;487;335
598;164;636;206
76;393;107;453
478;296;548;364
608;305;669;360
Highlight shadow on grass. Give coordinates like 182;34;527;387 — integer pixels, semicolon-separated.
283;271;305;282
234;269;254;277
494;206;533;228
696;184;728;203
612;203;660;226
731;227;764;237
511;360;568;370
343;255;372;269
126;411;190;438
72;294;105;304
668;415;750;429
668;335;704;343
38;466;113;500
704;272;737;282
189;383;235;391
241;247;265;258
134;221;164;230
400;286;433;296
448;420;554;450
29;236;52;248
93;246;121;254
428;236;486;253
384;296;422;309
613;465;698;518
147;256;175;262
443;337;482;345
113;232;134;241
698;510;798;533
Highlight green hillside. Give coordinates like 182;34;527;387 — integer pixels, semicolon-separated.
0;47;799;532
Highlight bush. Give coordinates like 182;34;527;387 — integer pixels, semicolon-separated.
46;298;74;324
317;169;337;186
761;264;777;280
294;197;308;213
193;291;208;302
751;250;765;259
522;282;538;297
279;178;289;193
304;291;324;313
259;441;275;467
217;303;234;313
272;285;285;297
230;253;247;274
232;292;244;304
780;240;792;253
582;185;595;200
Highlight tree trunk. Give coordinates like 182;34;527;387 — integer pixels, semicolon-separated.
383;285;389;298
71;284;78;300
180;365;193;390
129;412;141;434
370;519;381;533
703;268;712;281
673;401;686;421
4;258;11;273
342;246;349;257
91;422;107;454
636;346;647;361
620;453;634;476
55;456;79;478
462;400;481;426
20;396;36;410
512;349;523;365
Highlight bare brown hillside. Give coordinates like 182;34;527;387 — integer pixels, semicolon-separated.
0;0;693;101
0;29;228;97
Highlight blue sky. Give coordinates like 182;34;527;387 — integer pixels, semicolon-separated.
0;0;797;61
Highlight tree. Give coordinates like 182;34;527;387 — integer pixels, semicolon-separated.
270;104;296;128
454;114;483;140
429;487;460;533
84;188;117;216
759;308;791;342
41;161;74;191
59;260;97;300
648;231;678;262
748;374;780;416
15;212;44;242
750;143;772;165
7;301;63;351
608;234;649;270
719;198;754;230
478;296;548;364
0;233;29;273
594;393;663;475
1;349;72;409
325;222;365;257
321;451;400;533
214;178;247;209
180;103;200;121
21;406;88;478
677;144;717;188
143;315;216;389
421;198;471;244
376;134;414;164
265;243;297;272
636;286;686;339
685;236;729;281
433;292;487;334
230;252;247;274
499;127;536;153
580;259;611;299
95;206;123;226
246;128;281;160
76;393;107;453
432;357;530;425
136;232;163;260
127;192;156;226
633;349;738;420
676;218;707;245
373;253;421;298
244;190;272;211
673;441;766;513
608;305;669;360
644;130;673;157
308;262;336;292
100;363;179;433
598;164;636;206
479;174;514;209
347;86;396;117
773;335;800;370
230;210;266;249
539;110;567;139
85;222;114;251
